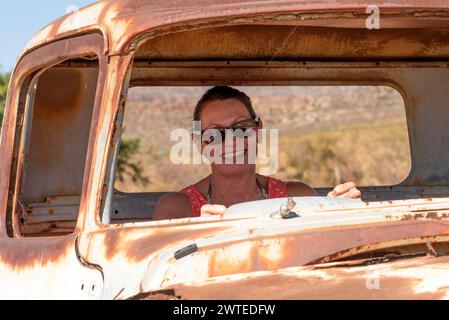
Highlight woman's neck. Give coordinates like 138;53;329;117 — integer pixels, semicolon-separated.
209;169;264;207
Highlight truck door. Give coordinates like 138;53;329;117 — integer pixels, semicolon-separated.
0;34;107;299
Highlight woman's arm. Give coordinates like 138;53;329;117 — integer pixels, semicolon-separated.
287;181;361;199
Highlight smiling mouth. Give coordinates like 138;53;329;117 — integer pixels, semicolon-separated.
222;149;247;162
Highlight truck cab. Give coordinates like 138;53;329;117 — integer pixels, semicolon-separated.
1;0;449;299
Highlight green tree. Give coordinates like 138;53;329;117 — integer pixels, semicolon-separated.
0;70;10;126
117;138;149;186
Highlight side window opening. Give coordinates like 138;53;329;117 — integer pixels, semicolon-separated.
14;57;100;237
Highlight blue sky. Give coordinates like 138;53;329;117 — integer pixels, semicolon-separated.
0;0;96;72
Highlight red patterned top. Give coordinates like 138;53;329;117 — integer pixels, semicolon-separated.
181;177;289;217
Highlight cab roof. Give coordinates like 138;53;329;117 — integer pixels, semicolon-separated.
22;0;449;59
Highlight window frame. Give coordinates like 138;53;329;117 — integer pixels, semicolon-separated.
2;33;106;238
97;62;415;226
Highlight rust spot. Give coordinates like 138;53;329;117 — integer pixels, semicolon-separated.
98;225;230;263
128;289;181;301
424;212;449;220
0;236;75;271
35;68;84;112
401;213;424;221
399;212;449;221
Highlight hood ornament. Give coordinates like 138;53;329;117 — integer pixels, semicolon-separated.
279;197;300;219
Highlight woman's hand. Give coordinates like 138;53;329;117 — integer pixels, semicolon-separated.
328;182;362;199
201;204;227;217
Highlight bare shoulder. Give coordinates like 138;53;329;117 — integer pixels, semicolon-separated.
286;181;318;197
153;192;192;221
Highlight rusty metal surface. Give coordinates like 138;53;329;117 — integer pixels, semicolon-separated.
21;0;449;62
74;197;449;299
0;234;104;299
20;67;99;203
0;33;106;238
3;191;449;298
163;255;449;300
134;25;449;60
0;34;109;299
78;54;134;235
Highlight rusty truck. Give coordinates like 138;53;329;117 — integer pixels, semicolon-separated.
1;0;449;299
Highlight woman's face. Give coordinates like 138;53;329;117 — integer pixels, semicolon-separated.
198;98;262;175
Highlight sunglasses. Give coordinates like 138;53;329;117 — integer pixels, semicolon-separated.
199;117;260;145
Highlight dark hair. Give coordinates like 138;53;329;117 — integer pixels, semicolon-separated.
194;86;258;121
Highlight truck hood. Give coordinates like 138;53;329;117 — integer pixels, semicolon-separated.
137;197;449;294
149;255;449;300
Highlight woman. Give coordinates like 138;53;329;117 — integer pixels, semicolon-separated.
154;86;361;220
